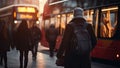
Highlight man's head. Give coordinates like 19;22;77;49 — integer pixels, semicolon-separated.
73;7;84;18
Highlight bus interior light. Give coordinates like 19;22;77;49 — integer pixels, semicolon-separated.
102;7;118;11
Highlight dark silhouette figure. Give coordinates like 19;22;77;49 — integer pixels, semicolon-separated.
56;7;97;68
0;20;10;68
30;24;42;60
46;24;58;57
16;20;31;68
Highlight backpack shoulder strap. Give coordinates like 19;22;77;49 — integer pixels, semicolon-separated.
70;22;88;30
83;22;88;29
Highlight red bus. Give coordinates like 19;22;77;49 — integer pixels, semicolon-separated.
41;0;120;64
0;0;39;45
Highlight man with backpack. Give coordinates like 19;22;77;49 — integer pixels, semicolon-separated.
56;7;97;68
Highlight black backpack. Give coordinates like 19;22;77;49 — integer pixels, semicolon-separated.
71;22;92;55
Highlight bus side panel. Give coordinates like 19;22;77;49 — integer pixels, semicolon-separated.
111;41;120;61
91;40;120;61
41;28;49;47
55;35;62;50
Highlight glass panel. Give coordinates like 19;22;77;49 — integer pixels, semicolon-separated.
44;19;50;29
100;6;118;38
84;9;98;37
61;14;66;35
67;13;73;24
51;17;55;25
55;15;60;29
84;10;94;24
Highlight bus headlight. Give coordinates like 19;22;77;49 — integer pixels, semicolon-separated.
36;21;39;24
14;20;18;24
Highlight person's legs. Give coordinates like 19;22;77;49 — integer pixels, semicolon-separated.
24;50;29;68
34;43;38;58
0;53;3;65
19;51;23;68
3;52;8;68
50;42;55;57
49;42;53;57
32;45;35;57
81;54;91;68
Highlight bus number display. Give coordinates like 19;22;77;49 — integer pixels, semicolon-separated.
17;14;35;20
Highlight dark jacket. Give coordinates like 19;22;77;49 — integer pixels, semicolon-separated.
46;25;58;42
31;26;42;43
0;24;9;52
56;18;97;68
16;22;30;51
57;18;97;57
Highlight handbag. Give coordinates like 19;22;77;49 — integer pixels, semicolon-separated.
56;56;64;66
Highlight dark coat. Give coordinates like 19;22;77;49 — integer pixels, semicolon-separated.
31;26;42;44
46;26;58;42
57;18;97;68
0;24;10;52
16;22;30;51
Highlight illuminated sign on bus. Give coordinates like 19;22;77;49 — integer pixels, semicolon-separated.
16;13;37;20
19;14;33;19
17;7;36;13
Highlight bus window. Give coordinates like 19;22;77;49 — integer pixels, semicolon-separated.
84;9;99;37
100;6;118;38
55;15;60;29
44;19;50;30
50;17;55;25
67;13;73;24
84;10;94;24
56;15;61;34
60;14;66;35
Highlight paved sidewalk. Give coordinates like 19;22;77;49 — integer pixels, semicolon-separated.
0;43;63;68
0;43;119;68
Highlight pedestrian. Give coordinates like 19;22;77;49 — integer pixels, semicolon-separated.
56;7;97;68
15;20;31;68
30;23;42;60
46;24;58;57
0;20;10;68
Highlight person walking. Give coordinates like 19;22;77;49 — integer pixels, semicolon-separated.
16;20;31;68
0;20;10;68
30;23;42;60
56;7;97;68
46;24;58;57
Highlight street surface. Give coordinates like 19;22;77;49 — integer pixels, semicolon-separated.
0;43;119;68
